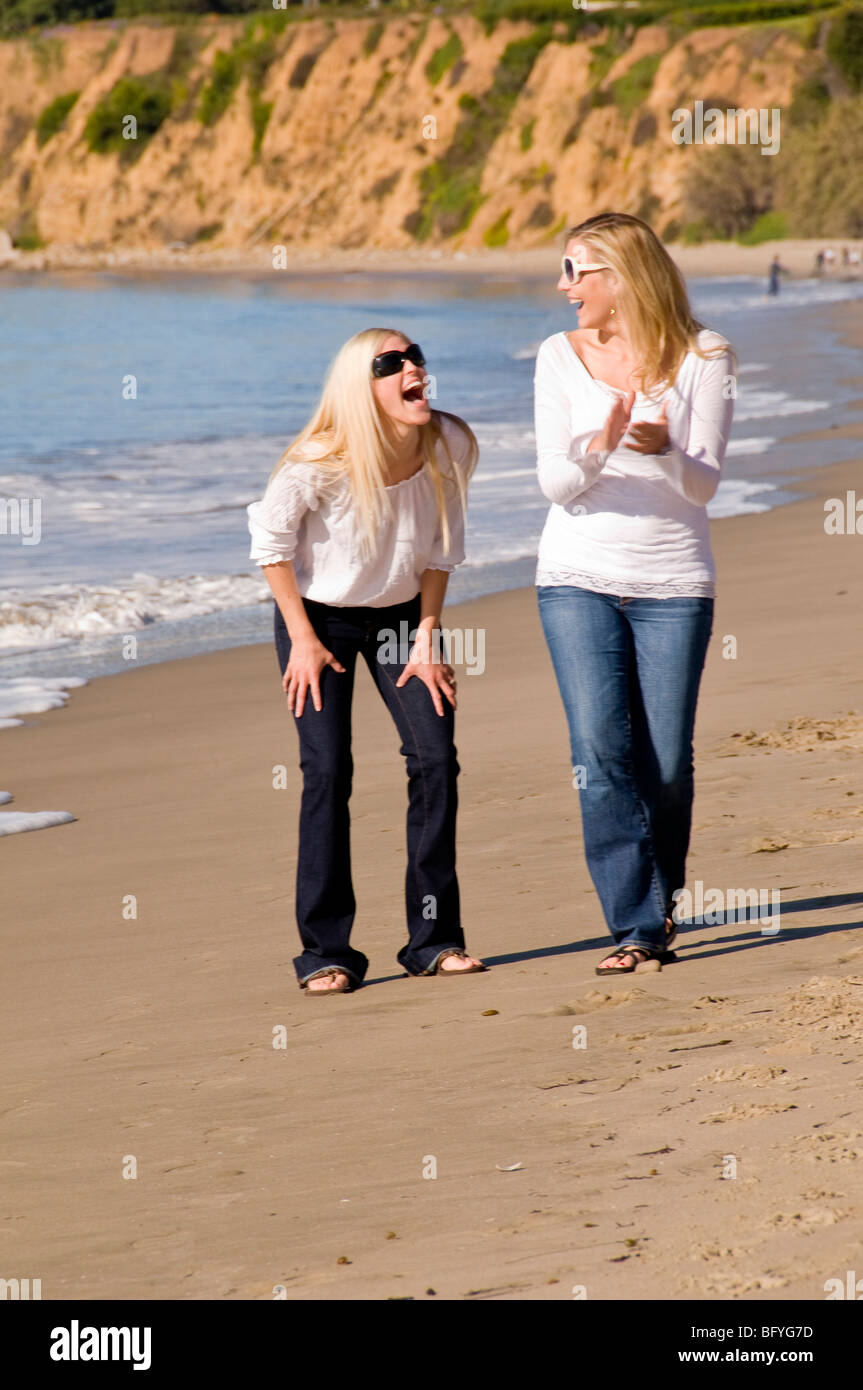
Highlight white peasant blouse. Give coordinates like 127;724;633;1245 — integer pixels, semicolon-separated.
247;412;471;608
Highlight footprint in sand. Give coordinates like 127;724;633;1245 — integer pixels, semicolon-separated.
791;1129;863;1163
700;1101;798;1124
698;1065;788;1085
763;1206;845;1233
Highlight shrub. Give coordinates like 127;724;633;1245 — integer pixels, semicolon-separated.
85;77;172;159
425;32;463;87
483;208;511;247
364;20;384;58
789;76;831;127
826;6;863;92
198;49;241;126
681;220;724;245
11;208;45;249
520;118;535;152
251;96;272;157
775;95;863;236
36;90;79;147
684;142;775;239
611;53;661;121
194;222;222;242
738;210;788;244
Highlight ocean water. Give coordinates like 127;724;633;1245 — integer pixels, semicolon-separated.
1;267;862;694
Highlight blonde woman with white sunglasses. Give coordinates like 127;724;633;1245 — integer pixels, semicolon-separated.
535;213;735;976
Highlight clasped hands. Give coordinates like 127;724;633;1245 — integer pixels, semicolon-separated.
589;393;671;457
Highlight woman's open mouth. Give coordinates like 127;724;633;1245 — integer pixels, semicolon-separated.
402;381;426;403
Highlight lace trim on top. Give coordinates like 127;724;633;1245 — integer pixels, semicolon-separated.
535;564;715;599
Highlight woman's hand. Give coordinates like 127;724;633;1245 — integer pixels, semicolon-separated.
395;640;457;716
588;390;635;455
283;635;345;716
625;401;670;455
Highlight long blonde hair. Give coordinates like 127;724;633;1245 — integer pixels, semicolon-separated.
270;327;477;559
565;212;731;396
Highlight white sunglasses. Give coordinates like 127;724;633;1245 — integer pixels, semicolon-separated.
561;256;609;285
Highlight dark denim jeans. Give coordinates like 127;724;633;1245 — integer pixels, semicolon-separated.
275;594;464;985
537;584;714;953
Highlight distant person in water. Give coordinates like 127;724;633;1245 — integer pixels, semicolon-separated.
247;329;484;993
767;255;788;296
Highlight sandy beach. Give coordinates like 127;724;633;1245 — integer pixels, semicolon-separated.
4;238;861;283
3;305;863;1302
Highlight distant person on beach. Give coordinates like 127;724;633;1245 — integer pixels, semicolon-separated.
815;249;825;275
247;329;484;993
533;212;735;974
767;254;788;296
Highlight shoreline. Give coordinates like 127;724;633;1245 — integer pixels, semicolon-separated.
2;238;862;282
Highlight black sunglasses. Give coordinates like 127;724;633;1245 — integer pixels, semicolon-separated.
371;343;426;378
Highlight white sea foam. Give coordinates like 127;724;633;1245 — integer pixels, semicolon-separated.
0;684;83;834
0;676;88;722
735;390;827;422
0;574;268;651
725;436;775;456
708;479;776;517
471;422;536;453
0;808;77;836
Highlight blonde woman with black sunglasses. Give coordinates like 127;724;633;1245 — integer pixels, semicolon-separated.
247;329;485;994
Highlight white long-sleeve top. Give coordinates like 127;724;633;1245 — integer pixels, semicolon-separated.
247;412;470;607
534;329;735;597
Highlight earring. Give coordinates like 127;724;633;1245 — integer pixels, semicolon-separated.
609;305;616;315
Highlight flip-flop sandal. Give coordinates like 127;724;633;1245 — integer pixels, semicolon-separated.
301;969;355;995
433;948;487;976
595;946;662;976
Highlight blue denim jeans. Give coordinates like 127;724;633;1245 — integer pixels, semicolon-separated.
275;594;464;986
537;584;714;953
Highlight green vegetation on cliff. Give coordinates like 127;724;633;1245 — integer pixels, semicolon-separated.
410;27;553;240
3;2;862;247
36;89;79;146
